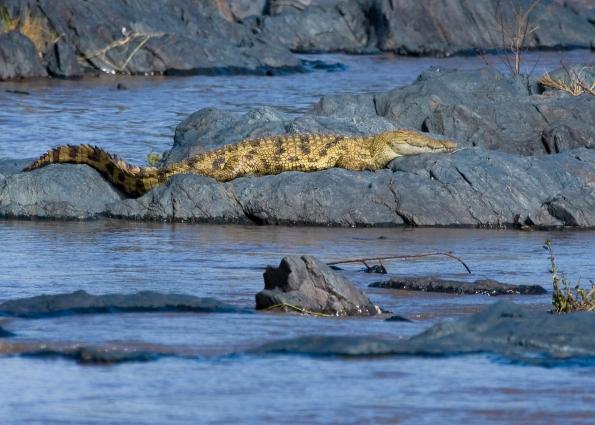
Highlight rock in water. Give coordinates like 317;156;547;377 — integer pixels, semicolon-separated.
0;326;15;338
256;255;381;316
370;277;547;295
0;290;241;318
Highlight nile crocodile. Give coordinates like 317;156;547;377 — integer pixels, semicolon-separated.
24;130;456;197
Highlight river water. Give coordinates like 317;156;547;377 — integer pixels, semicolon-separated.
1;51;594;424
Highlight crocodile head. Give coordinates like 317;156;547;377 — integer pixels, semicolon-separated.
376;130;457;156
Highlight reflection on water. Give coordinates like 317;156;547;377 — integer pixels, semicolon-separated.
0;50;592;163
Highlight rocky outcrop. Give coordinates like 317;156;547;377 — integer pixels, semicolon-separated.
321;67;595;156
0;290;241;318
246;0;595;55
256;255;382;316
2;0;593;80
370;277;547;295
0;31;47;80
248;2;373;53
1;68;594;228
0;0;300;80
252;302;595;366
358;0;595;56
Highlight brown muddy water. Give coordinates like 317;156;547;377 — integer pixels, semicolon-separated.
1;51;594;424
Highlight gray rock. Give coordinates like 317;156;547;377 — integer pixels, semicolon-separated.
106;174;249;224
22;344;167;364
45;39;83;79
0;31;47;80
256;255;382;316
228;0;267;19
359;0;595;55
364;67;594;155
267;0;312;15
253;2;373;53
2;68;594;228
0;164;123;220
4;0;301;78
0;290;241;318
387;147;595;227
0;158;32;177
252;302;595;366
165;104;397;165
230;168;403;226
370;277;547;295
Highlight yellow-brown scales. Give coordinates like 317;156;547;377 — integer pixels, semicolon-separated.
24;129;457;197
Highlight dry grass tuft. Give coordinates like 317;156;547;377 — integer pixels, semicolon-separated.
544;240;595;313
0;7;57;53
540;66;595;97
147;151;163;166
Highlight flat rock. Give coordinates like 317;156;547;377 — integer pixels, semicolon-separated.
252;302;595;366
0;290;241;318
0;164;123;220
370;277;547;295
0;341;176;364
106;174;249;224
256;255;382;316
0;158;34;177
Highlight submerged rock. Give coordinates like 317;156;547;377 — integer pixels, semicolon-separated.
0;290;241;318
22;345;167;364
0;326;15;338
252;302;595;366
256;255;382;316
0;341;178;364
370;277;547;296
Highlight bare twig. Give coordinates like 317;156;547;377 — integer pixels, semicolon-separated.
263;303;332;317
82;31;164;74
326;252;471;274
494;0;542;75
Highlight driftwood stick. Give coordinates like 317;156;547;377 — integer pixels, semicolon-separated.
327;252;471;274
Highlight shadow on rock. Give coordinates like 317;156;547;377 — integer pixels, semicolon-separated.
251;302;595;367
0;290;245;318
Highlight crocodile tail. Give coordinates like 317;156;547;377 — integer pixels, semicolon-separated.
23;144;161;197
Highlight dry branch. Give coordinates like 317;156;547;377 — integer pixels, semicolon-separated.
326;252;472;274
